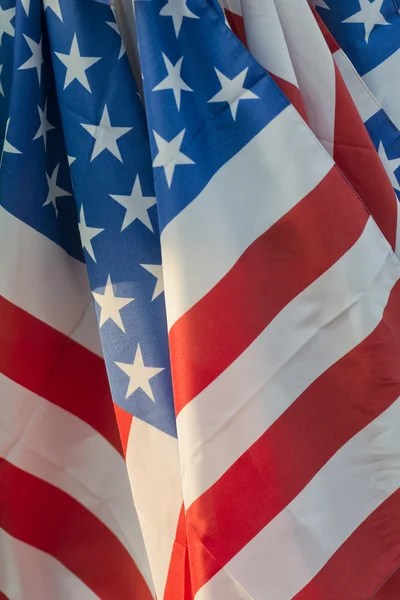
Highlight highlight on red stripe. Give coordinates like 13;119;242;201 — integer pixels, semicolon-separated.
185;279;400;594
113;402;133;457
0;297;122;454
294;490;400;600
164;505;194;600
169;166;369;415
0;459;152;600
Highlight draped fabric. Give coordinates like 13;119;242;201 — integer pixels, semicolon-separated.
1;0;400;598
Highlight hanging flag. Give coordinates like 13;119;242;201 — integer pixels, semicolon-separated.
0;0;153;597
221;0;400;256
312;0;400;131
44;0;185;597
311;0;400;254
135;0;400;598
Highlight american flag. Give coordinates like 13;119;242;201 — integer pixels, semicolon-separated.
135;0;400;597
1;0;158;597
312;0;400;255
222;0;400;256
2;0;400;598
313;0;400;130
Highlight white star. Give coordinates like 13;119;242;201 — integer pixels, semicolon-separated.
68;155;76;165
20;0;30;16
311;0;330;8
343;0;389;43
159;0;199;37
92;274;134;333
0;65;4;97
43;164;71;217
153;129;194;187
18;35;43;84
33;100;55;150
141;264;164;300
379;142;400;192
78;205;104;262
1;118;22;161
153;53;192;110
116;345;164;402
208;67;259;120
0;6;15;45
106;21;126;59
43;0;63;21
81;105;132;162
110;176;156;232
55;34;101;92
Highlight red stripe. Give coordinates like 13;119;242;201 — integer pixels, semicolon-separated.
164;505;194;600
373;568;400;600
169;167;369;415
269;73;308;122
0;593;9;600
113;402;133;457
294;491;400;600
332;64;398;251
0;459;152;600
0;298;122;455
186;278;400;594
224;9;247;46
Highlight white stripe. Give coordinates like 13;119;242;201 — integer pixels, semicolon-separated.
0;530;99;600
240;0;299;88
126;418;182;600
197;397;400;600
273;0;336;156
178;218;400;507
0;207;102;357
162;105;333;328
0;374;153;593
362;49;400;131
333;49;380;123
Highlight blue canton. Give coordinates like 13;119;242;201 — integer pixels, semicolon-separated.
0;0;81;259
0;0;176;438
0;0;15;144
135;0;289;230
316;0;400;77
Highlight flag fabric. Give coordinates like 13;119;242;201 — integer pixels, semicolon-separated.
312;0;400;132
2;0;400;598
135;0;400;597
221;0;400;256
44;0;183;597
310;0;400;252
0;0;155;597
